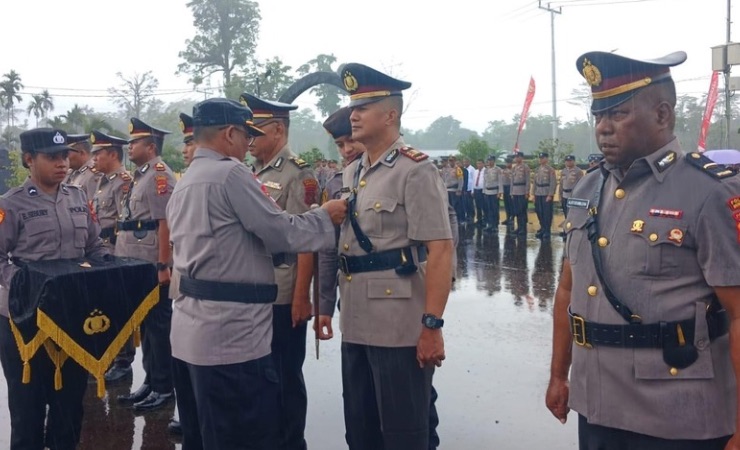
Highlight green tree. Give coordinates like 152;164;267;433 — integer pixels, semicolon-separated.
296;53;343;117
0;70;24;131
108;71;160;118
26;90;56;127
457;136;496;163
60;105;92;133
178;0;261;95
297;147;326;165
6;150;27;188
233;56;295;100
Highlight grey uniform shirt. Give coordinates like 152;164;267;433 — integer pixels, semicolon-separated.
318;170;343;317
501;167;512;189
338;138;452;347
93;169;130;251
253;144;319;305
558;166;583;199
531;164;556;196
0;179;108;317
565;139;740;439
166;148;336;366
115;156;175;263
441;166;461;192
484;166;503;195
510;163;530;195
66;160;101;200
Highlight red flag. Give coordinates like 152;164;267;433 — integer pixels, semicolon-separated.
514;77;536;153
698;71;719;152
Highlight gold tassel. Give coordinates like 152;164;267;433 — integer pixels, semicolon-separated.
54;364;62;390
133;327;141;347
97;377;105;398
22;360;30;384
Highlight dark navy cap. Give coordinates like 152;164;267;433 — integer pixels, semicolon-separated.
576;51;687;113
20;128;71;154
339;63;412;107
179;113;194;143
192;98;265;136
323;107;352;140
66;134;90;145
588;153;604;163
128;118;171;143
486;155;496;161
564;154;575;161
238;93;297;123
513;152;523;158
539;152;549;158
90;130;127;152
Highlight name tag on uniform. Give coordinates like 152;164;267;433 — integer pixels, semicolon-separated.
263;181;282;190
567;198;590;209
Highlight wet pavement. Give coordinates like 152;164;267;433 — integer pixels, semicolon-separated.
0;225;578;449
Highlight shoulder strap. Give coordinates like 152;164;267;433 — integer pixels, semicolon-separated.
347;161;374;253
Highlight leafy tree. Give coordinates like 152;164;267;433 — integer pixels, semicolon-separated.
5;150;27;188
233;56;295;100
288;108;339;160
297;147;326;165
108;71;160;119
178;0;261;95
0;70;24;131
457;136;497;163
296;53;344;117
416;116;478;149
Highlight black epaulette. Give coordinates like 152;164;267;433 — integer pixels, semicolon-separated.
290;157;309;169
686;152;738;180
399;146;428;162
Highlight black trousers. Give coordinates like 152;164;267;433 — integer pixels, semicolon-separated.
272;304;308;450
141;285;173;393
511;195;528;233
534;195;553;237
0;317;88;450
172;355;280;450
112;336;135;368
447;192;461;224
502;186;513;221
484;194;500;228
463;191;474;223
429;385;440;449
561;198;570;219
473;189;485;224
341;342;434;450
578;415;731;450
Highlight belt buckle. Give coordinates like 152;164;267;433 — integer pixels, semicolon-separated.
571;315;591;348
339;255;350;275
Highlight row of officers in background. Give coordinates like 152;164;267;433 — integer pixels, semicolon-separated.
439;152;603;240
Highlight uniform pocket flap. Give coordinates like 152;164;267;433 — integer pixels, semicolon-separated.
564;207;590;233
362;197;398;214
632;219;687;247
367;277;412;299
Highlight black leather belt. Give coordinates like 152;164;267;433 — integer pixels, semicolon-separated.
272;253;297;267
179;275;277;304
117;220;158;231
569;308;729;348
563;189;573;193
513;182;526;186
99;227;117;245
339;246;427;275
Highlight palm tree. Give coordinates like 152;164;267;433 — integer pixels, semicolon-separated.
39;90;54;123
0;70;24;130
26;95;44;127
60;104;87;133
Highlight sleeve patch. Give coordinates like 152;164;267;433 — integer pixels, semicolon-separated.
728;196;740;211
155;175;168;195
303;178;319;206
87;200;99;224
0;208;6;225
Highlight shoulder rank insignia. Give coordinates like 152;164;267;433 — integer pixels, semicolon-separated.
155;162;166;172
121;172;132;182
28;186;38;196
399;146;428;162
686;152;738;179
290;157;309;169
384;149;400;164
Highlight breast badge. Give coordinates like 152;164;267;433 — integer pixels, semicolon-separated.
630;220;645;233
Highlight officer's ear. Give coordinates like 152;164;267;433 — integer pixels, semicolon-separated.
22;152;33;169
655;101;673;129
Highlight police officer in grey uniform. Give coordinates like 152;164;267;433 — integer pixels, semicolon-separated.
337;62;453;450
558;154;583;221
66;133;101;199
441;157;462;225
115;118;176;412
501;156;514;227
546;50;740;449
483;155;503;232
587;153;603;170
166;98;345;450
0;128;108;450
531;152;557;241
509;153;530;236
241;92;319;450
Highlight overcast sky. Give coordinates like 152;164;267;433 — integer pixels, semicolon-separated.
1;0;732;133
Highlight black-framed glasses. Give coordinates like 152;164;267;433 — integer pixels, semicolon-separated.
219;125;256;145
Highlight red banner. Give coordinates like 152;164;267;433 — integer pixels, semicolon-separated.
514;77;536;153
698;71;719;152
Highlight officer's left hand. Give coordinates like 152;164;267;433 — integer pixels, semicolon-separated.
158;267;171;286
292;297;312;327
546;195;553;202
417;328;445;368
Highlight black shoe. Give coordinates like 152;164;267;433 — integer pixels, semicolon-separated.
133;391;174;412
117;383;151;404
104;365;132;383
168;419;183;435
516;228;527;236
535;230;543;238
542;234;551;241
501;220;508;225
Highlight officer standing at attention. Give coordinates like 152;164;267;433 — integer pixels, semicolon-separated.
241;92;319;450
115;118;176;412
558;154;583;238
531;152;557;241
166;98;345;450
0;128;108;450
66;133;101;198
546;50;740;449
501;155;514;228
338;62;453;450
509;152;530;236
483;155;503;233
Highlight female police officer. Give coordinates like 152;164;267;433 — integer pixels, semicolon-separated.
0;128;108;450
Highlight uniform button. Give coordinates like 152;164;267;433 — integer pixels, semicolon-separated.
669;367;678;376
359;180;366;187
97;190;102;194
385;289;392;296
597;237;608;247
566;222;571;229
587;285;598;296
343;244;349;251
614;189;625;199
134;181;138;185
649;233;658;242
346;275;352;281
374;202;381;209
353;212;358;218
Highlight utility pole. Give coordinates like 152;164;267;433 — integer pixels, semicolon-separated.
725;0;732;148
539;1;561;143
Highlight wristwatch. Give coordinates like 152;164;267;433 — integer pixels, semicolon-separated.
156;262;169;271
421;313;444;329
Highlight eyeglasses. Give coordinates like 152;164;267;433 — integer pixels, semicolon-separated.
220;125;256;145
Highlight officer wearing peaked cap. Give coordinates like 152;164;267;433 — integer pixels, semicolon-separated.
337;63;453;450
531;152;556;240
546;50;740;449
241;91;319;450
0;128;108;449
558;154;583;223
65;133;101;198
115;117;177;412
179;113;197;168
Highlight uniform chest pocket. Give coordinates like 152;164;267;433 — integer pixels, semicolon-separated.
359;196;398;238
71;214;88;248
367;277;412;300
24;218;57;245
629;219;687;278
564;208;590;266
